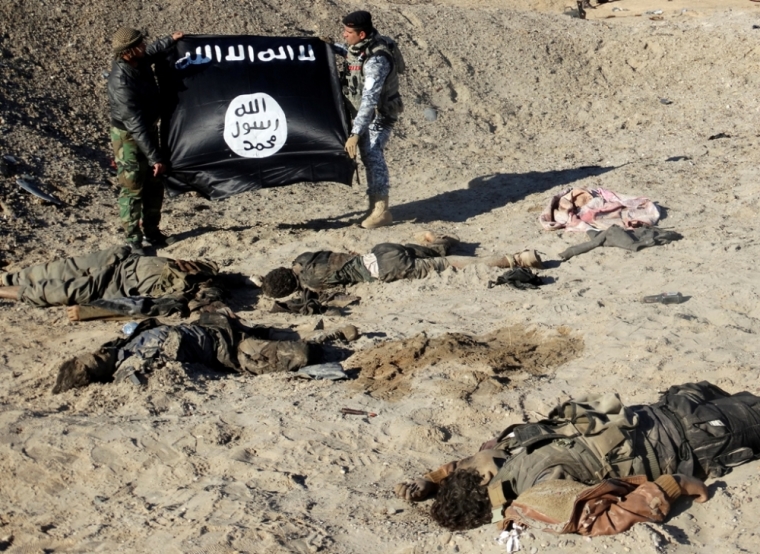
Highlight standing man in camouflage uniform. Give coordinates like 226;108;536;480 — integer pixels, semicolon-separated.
108;27;183;254
329;11;404;229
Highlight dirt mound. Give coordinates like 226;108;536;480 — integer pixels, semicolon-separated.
348;325;583;399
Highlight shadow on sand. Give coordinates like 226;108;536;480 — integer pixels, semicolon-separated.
392;165;618;224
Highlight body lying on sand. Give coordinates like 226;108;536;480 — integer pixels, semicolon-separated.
395;381;760;536
0;245;260;321
259;231;544;298
53;306;359;393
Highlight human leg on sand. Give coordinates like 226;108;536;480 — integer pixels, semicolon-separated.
0;286;20;300
445;255;513;270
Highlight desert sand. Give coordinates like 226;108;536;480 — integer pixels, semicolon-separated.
2;0;760;552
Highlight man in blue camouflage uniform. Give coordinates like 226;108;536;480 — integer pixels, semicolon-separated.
330;11;404;229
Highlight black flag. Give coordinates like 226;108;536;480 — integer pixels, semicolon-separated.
158;35;354;199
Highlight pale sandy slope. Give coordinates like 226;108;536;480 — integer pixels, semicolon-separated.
1;0;760;553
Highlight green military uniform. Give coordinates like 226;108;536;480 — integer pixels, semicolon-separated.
111;127;165;244
0;246;216;307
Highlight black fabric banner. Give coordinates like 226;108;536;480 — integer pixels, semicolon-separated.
157;35;354;199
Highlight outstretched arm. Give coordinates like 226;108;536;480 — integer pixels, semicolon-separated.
145;34;180;57
330;42;348;57
394;478;439;501
395;451;503;502
394;460;457;501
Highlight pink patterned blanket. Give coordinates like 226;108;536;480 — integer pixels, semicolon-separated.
539;187;660;232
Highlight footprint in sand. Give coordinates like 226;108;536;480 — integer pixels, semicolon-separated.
139;436;182;464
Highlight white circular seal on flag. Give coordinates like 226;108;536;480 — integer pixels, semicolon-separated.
223;93;287;158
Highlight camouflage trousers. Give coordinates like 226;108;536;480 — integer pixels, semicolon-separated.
110;127;165;244
372;243;451;282
358;119;393;197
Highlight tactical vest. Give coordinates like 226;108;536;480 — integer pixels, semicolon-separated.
344;34;404;121
486;393;662;519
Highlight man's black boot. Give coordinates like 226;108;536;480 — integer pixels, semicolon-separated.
144;230;177;248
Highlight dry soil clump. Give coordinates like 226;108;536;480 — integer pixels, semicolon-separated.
349;325;583;399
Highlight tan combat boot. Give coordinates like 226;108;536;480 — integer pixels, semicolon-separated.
361;195;393;229
362;195;377;221
308;324;360;344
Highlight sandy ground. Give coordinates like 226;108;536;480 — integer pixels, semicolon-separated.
2;0;760;552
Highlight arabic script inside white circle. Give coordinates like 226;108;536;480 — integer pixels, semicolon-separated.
224;93;288;158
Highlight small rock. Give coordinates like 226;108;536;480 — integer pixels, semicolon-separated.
423;107;438;122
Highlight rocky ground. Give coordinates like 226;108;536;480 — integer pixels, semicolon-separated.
2;0;760;553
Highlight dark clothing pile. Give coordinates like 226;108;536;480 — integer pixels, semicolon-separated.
488;268;544;290
271;289;361;316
